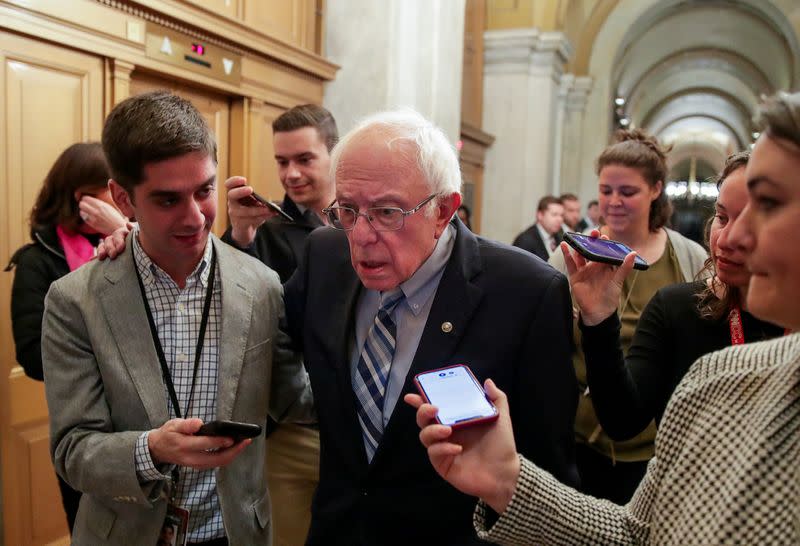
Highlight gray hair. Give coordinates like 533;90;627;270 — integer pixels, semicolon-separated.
330;109;462;212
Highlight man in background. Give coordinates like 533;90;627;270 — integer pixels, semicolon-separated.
560;192;582;232
578;199;601;232
224;104;337;545
512;195;564;261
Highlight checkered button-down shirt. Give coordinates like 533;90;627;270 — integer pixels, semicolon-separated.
131;233;225;542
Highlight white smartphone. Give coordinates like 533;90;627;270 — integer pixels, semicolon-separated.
414;365;498;428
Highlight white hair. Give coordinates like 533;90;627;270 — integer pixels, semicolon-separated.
330;108;462;214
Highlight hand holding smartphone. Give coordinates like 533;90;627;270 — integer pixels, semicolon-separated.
414;365;498;429
195;420;262;442
238;191;294;222
564;232;649;270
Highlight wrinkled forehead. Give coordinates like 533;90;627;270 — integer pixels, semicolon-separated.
335;129;425;198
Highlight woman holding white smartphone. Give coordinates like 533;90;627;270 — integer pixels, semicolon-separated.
407;91;800;544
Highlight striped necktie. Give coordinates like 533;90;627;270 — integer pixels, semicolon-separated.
352;289;404;461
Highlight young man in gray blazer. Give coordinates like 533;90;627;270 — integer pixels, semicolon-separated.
41;91;314;545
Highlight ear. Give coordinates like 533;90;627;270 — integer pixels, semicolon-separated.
651;180;663;201
109;179;135;219
433;192;462;238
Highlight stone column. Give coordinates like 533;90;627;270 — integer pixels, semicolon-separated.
480;29;572;244
560;76;593;199
323;0;466;143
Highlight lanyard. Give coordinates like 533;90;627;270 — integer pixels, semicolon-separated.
729;307;745;346
729;306;792;345
134;247;217;419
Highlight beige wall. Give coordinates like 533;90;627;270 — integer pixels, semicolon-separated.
0;2;336;544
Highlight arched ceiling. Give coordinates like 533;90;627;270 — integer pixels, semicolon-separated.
610;0;799;181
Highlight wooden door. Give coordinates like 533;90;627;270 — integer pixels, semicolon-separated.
0;30;104;546
129;72;232;235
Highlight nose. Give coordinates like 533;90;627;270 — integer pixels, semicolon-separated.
348;213;378;246
184;197;206;229
728;202;754;254
608;191;623;207
285;162;301;181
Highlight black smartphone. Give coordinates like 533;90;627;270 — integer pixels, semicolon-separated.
238;191;294;222
195;420;263;441
414;365;498;429
564;232;649;270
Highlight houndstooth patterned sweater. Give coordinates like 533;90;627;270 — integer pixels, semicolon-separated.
475;334;800;544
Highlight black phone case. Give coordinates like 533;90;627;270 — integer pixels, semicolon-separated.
564;232;650;271
196;420;262;439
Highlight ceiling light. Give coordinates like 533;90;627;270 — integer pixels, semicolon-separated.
615;97;625;106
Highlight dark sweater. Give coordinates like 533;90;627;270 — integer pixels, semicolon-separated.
221;195;320;283
6;226;71;381
581;281;784;441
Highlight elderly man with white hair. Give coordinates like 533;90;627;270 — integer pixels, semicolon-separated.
261;108;577;546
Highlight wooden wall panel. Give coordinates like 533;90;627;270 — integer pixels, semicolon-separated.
462;0;486;127
242;0;314;51
0;30;103;546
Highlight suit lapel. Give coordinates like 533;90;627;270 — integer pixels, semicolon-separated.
332;267;370;471
214;238;253;421
99;237;169;427
371;220;484;467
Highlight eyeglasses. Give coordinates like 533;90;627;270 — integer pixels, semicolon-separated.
323;194;437;232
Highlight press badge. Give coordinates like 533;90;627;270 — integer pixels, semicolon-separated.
160;504;189;546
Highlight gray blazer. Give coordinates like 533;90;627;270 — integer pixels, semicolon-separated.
42;235;314;545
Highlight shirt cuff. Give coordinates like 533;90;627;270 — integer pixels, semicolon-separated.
134;431;174;483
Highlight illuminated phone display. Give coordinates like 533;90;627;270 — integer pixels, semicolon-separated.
415;365;497;427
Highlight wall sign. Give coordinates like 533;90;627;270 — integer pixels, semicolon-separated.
145;23;242;84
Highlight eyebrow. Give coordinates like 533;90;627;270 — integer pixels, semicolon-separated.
337;194;407;206
275;151;315;160
147;174;216;199
747;176;778;190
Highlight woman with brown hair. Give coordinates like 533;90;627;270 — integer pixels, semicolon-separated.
549;129;707;503
566;149;783;455
410;91;800;545
5;141;127;532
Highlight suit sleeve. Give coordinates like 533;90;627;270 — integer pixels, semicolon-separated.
281;231;311;351
473;456;652;544
267;281;316;424
582;290;673;440
511;272;580;487
42;281;163;505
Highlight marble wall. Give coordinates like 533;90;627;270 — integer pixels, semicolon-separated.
323;0;466;144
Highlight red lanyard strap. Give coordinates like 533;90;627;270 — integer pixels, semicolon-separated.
729;307;745;346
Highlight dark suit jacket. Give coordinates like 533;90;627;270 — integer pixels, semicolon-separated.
512;223;562;262
284;219;579;546
222;195;321;282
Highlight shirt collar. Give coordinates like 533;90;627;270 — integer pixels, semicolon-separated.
536;223;555;253
397;223;456;317
132;228;213;288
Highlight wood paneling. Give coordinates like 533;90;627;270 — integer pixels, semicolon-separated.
0;30;103;546
462;0;486;128
230;98;286;201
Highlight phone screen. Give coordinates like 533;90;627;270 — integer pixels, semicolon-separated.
416;366;497;426
569;233;648;267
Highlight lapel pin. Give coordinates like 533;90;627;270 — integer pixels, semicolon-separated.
441;321;453;333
